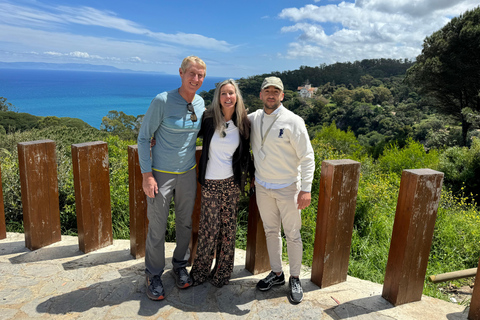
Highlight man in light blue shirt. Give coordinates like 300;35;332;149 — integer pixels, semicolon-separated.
137;56;206;301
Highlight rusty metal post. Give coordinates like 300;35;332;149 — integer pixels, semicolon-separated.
382;169;444;306
128;145;148;259
71;141;113;253
245;192;270;275
0;164;7;240
188;147;203;265
17;140;61;250
311;159;361;288
469;257;480;320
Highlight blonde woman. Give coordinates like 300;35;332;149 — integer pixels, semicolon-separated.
190;79;252;287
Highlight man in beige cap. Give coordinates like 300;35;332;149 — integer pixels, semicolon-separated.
248;76;315;303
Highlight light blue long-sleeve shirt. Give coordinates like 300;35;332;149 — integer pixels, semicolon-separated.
137;89;204;174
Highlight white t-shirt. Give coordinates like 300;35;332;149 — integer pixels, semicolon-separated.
205;120;240;180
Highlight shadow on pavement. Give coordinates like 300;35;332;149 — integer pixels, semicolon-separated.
0;240;30;256
35;264;292;317
62;249;136;270
323;295;394;319
447;309;471;320
9;244;82;264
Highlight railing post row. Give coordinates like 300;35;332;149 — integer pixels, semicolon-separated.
7;139;462;311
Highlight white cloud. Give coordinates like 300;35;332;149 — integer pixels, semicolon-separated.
278;0;478;63
0;1;233;52
45;51;63;56
43;50;110;61
70;51;91;59
0;24;178;67
130;57;142;62
355;0;479;17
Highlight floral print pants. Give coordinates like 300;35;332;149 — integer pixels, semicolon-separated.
190;176;240;287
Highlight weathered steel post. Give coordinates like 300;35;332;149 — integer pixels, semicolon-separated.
128;145;148;259
382;169;443;306
469;257;480;320
311;159;361;288
18;140;61;250
0;164;5;240
245;192;270;275
71;141;113;253
311;159;360;288
188;147;203;265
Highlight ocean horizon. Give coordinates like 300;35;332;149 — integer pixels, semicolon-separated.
0;69;225;128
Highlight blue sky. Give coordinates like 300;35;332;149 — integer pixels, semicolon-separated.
0;0;478;78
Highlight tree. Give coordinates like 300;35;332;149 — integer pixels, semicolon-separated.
360;74;374;87
100;110;138;141
352;88;374;103
0;97;15;112
406;7;480;146
0;111;39;133
332;87;353;106
371;87;393;105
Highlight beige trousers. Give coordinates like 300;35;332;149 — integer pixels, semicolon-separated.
255;181;303;277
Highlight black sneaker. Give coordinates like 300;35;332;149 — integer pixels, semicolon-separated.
288;276;304;303
256;271;285;291
146;274;165;301
174;267;193;289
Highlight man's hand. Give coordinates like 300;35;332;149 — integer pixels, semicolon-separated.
142;172;158;198
297;191;311;210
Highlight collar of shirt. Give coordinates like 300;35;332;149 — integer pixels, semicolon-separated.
263;104;283;115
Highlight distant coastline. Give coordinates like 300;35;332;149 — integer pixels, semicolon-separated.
0;61;168;75
0;68;223;128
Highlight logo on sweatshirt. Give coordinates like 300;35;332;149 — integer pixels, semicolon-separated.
278;129;284;138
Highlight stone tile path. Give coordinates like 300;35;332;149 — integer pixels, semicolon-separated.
0;233;470;319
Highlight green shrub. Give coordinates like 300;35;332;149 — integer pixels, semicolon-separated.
358;130;388;159
314;122;364;158
425;188;480;301
438;137;480;204
430;189;480;271
377;138;439;175
349;171;399;283
106;135;135;239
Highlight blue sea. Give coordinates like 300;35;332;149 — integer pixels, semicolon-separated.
0;69;224;128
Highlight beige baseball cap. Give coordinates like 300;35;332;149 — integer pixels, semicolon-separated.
261;76;284;91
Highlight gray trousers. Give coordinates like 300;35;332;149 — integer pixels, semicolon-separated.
145;169;197;276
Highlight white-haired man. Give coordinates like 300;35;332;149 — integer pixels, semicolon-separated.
137;56;206;300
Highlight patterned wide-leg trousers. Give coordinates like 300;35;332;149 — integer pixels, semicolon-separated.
190;176;240;287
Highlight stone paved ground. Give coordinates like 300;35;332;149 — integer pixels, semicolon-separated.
0;233;471;319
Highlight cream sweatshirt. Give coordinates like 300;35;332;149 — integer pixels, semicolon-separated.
248;105;315;192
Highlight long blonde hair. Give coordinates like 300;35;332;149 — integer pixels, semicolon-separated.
209;79;249;138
